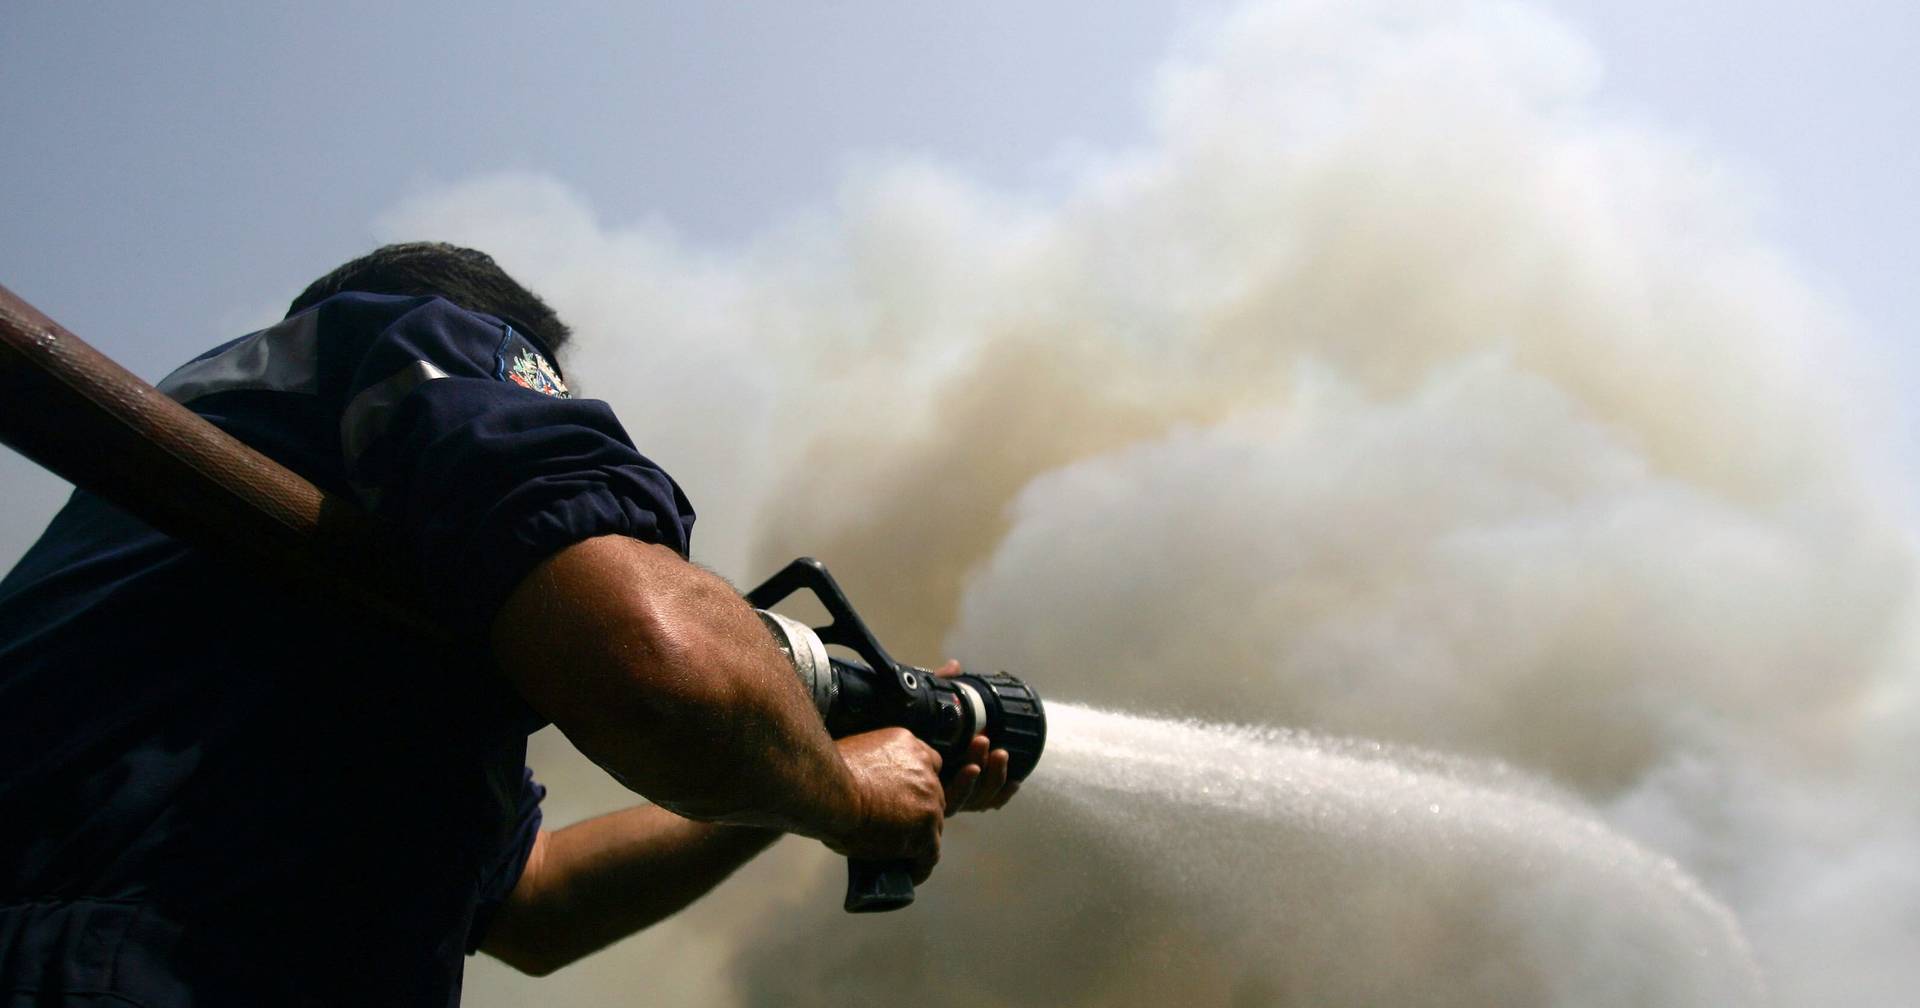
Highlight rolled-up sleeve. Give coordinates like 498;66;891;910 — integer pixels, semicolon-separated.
330;295;695;631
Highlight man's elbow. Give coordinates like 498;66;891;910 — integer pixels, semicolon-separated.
481;831;577;977
486;937;570;978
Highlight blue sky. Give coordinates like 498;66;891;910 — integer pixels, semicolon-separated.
2;0;1914;558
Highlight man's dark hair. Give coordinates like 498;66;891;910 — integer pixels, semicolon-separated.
288;242;572;354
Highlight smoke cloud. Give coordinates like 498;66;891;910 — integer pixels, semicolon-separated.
383;1;1919;1004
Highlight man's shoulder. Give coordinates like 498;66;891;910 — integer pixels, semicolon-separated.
153;292;544;410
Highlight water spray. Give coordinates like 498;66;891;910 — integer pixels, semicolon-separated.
748;557;1047;913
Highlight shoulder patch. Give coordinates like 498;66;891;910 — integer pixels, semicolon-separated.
494;328;571;398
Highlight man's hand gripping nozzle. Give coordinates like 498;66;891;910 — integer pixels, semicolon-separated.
747;558;1047;913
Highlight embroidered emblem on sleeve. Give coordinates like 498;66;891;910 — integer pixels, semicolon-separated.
506;349;570;397
494;328;572;398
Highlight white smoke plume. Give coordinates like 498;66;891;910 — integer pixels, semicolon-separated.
381;1;1920;1004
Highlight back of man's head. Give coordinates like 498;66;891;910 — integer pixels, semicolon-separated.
288;242;572;355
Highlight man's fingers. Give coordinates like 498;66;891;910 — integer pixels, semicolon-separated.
946;763;981;815
988;780;1020;810
933;659;963;678
911;821;943;883
920;736;944;775
966;748;1011;811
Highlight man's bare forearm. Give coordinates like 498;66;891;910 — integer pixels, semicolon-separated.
481;806;781;976
490;536;859;840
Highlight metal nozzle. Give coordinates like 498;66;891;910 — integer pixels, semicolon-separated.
955;671;1046;782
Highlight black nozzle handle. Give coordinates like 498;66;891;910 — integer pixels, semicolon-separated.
845;857;916;913
745;558;919;701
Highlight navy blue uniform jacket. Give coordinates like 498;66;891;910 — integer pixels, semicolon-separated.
0;293;696;1006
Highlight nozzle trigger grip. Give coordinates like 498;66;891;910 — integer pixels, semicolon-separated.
844;858;916;913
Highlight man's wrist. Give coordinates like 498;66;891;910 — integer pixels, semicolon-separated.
778;748;864;846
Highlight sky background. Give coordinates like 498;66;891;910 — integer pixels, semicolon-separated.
2;1;1915;566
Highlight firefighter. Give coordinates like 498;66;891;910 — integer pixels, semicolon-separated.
0;243;1016;1005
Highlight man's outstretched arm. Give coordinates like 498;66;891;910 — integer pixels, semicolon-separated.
479;730;1019;976
476;637;1021;975
478;806;780;976
487;534;944;860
